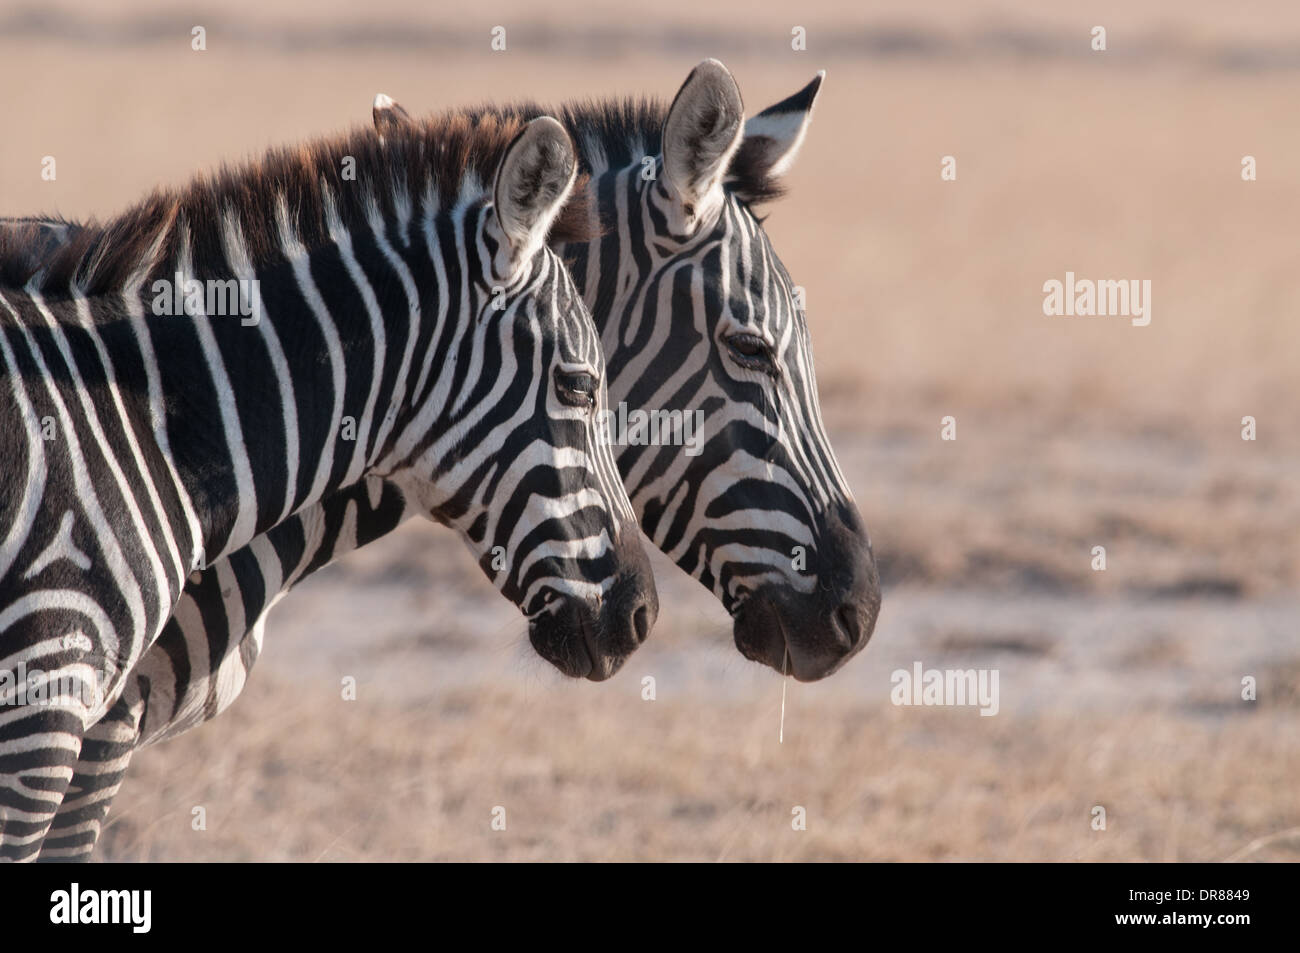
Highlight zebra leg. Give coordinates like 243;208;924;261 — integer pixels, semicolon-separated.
0;704;86;862
36;584;266;862
35;689;144;862
34;585;269;862
29;535;289;862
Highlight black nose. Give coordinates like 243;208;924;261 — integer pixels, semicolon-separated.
603;525;659;651
603;566;659;653
822;501;880;633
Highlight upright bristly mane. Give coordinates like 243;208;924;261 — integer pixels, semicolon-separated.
499;97;780;204
0;96;780;298
0;111;594;298
466;97;784;202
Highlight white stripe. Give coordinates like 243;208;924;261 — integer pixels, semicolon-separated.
120;266;206;572
322;190;386;486
0;296;48;582
275;193;348;506
177;231;260;559
221;209;301;524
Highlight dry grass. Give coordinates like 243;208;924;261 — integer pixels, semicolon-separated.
98;671;1299;862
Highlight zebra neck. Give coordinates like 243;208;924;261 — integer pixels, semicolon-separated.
151;213;439;568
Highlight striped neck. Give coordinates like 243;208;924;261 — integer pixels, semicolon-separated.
0;112;560;571
140;198;465;566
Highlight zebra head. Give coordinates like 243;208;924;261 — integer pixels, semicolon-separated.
570;62;881;681
387;117;657;681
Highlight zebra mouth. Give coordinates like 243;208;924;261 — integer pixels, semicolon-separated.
526;567;655;681
527;595;628;682
732;585;868;682
567;610;600;680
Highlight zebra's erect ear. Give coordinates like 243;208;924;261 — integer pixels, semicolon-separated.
372;93;412;137
662;59;745;234
490;116;579;280
727;71;824;202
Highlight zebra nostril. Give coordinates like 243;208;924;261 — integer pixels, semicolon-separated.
836;604;865;649
632;604;650;644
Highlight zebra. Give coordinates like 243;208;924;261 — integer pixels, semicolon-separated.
0;112;658;861
19;60;882;861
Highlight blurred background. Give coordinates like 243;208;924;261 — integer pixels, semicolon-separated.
2;0;1296;860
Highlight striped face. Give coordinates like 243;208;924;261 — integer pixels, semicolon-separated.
386;119;655;681
570;63;881;681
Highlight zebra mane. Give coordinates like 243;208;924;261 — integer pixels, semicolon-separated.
466;97;786;203
0;110;594;297
0;95;783;297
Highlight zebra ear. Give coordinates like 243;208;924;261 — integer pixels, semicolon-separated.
728;70;824;200
491;116;579;280
372;93;412;137
662;59;745;233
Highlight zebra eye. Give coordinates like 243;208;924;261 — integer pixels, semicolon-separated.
555;369;597;409
726;333;774;372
